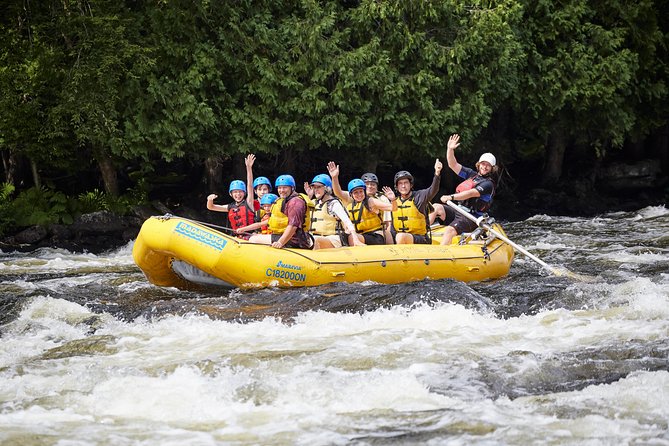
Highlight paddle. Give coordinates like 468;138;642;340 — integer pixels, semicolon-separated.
444;201;591;280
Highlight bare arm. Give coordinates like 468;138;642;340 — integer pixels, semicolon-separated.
272;225;297;248
446;134;462;175
330;201;364;246
206;194;229;212
370;187;398;212
236;220;268;233
327;161;351;204
440;188;480;203
245;154;255;208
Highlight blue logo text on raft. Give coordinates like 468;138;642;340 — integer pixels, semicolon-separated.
266;260;306;282
175;222;228;251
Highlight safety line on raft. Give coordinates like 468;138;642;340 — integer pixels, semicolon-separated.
160;215;507;267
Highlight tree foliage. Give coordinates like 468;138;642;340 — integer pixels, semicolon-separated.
0;0;666;221
510;0;667;182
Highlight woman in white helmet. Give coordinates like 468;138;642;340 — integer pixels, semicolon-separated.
438;134;498;245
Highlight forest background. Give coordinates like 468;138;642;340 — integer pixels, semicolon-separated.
1;0;668;237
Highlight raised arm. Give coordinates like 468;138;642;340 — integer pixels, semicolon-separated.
373;186;398;212
446;134;463;175
303;182;314;200
327;161;351;204
245;154;256;208
423;159;443;202
206;194;229;212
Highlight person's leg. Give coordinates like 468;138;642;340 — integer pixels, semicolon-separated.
429;203;447;225
313;235;334;249
248;234;273;244
327;234;343;248
395;233;414;244
383;222;394;244
440;226;458;245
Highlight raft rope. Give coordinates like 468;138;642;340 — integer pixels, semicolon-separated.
157;214;506;266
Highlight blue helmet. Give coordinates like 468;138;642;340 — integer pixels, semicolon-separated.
228;180;246;194
253;176;272;192
348;178;366;194
275;174;296;188
310;174;332;189
260;193;279;206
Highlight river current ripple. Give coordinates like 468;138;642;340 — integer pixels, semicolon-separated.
1;206;668;445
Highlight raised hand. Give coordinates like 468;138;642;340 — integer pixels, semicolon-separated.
435;158;443;175
303;182;313;198
327;161;339;178
382;186;396;201
245;154;256;167
207;194;218;201
447;134;460;151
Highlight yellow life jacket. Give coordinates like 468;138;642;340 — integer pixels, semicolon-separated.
268;193;312;234
310;197;341;236
347;198;383;234
393;194;428;235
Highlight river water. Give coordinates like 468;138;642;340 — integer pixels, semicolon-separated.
1;206;668;445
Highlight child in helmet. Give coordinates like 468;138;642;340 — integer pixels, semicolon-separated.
245;153;272;207
206;176;255;238
235;193;279;235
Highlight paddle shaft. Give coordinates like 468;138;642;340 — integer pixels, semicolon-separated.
445;201;558;274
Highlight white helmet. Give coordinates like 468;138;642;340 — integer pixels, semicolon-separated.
478;153;496;167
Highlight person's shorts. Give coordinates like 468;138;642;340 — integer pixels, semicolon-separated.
362;231;385;245
392;232;431;244
449;213;478;235
271;233;314;249
411;234;431;244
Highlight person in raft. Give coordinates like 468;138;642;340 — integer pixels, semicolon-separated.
248;175;314;249
391;158;443;244
326;162;397;245
206;177;255;239
246;153;273;222
304;174;365;249
245;153;273;210
439;133;498;246
361;172;395;244
235;193;278;235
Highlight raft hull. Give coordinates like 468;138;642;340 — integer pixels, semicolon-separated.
132;216;514;290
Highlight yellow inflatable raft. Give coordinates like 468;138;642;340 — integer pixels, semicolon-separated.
132;215;514;290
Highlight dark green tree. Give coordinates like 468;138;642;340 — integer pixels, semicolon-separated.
511;0;667;184
0;0;151;195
